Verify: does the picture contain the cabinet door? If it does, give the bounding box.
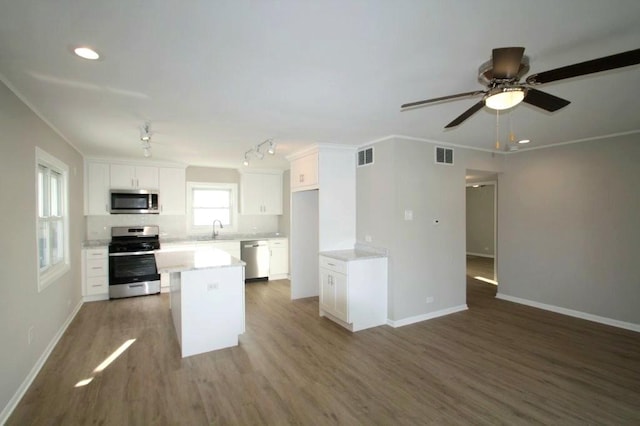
[261,173,283,214]
[333,272,349,323]
[135,166,159,189]
[159,167,185,214]
[319,268,335,314]
[240,173,264,214]
[86,161,110,215]
[110,164,135,188]
[290,151,318,191]
[269,239,288,276]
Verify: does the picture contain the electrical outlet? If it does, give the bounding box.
[207,282,219,291]
[404,209,413,221]
[426,296,434,304]
[365,235,372,243]
[28,326,34,345]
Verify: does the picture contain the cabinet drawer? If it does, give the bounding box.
[85,248,107,259]
[319,256,347,274]
[86,259,107,277]
[86,276,108,295]
[269,239,288,248]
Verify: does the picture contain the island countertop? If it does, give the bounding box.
[155,247,245,273]
[319,249,387,262]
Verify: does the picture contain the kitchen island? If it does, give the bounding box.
[155,247,245,358]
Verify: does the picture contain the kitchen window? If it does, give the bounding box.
[187,182,238,234]
[36,147,69,291]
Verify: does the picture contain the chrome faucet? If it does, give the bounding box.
[212,219,224,239]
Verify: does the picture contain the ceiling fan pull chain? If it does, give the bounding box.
[509,110,516,143]
[495,109,501,150]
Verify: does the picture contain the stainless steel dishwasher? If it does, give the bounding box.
[241,240,270,280]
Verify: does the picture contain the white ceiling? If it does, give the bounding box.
[1,0,639,170]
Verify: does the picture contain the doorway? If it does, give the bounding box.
[465,171,497,286]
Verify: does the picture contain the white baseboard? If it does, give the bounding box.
[83,293,108,302]
[388,304,468,328]
[496,293,640,333]
[0,299,84,424]
[466,252,495,258]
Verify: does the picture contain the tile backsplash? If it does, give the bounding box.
[86,214,280,240]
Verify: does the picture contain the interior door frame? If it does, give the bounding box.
[465,179,498,283]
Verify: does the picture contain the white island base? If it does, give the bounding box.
[155,248,245,358]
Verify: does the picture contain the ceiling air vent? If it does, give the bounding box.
[357,147,374,167]
[435,146,454,165]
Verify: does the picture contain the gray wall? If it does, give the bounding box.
[278,169,291,237]
[466,185,495,256]
[497,136,640,324]
[356,137,503,321]
[0,81,84,416]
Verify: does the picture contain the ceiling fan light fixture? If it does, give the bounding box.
[485,87,526,110]
[73,46,100,60]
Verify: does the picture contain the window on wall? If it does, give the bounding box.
[187,182,238,234]
[36,147,69,291]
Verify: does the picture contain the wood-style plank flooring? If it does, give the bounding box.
[8,276,640,425]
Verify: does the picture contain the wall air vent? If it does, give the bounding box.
[357,147,374,167]
[435,146,454,165]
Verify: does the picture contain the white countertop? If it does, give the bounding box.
[155,247,245,273]
[319,249,387,262]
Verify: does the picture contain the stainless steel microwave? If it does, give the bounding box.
[110,189,159,214]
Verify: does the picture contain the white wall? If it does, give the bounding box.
[0,81,85,419]
[497,136,640,325]
[466,185,495,256]
[356,137,503,322]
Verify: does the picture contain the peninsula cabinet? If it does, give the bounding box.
[240,171,283,215]
[319,251,388,332]
[110,164,158,189]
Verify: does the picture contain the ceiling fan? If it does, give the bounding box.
[401,47,640,129]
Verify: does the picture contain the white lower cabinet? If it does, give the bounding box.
[82,248,109,301]
[319,253,387,332]
[268,238,289,280]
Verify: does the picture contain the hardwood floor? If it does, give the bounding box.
[466,255,495,282]
[8,278,640,425]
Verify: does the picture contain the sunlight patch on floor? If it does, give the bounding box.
[474,276,498,285]
[74,338,136,388]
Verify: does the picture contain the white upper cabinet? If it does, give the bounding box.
[289,151,318,192]
[240,171,283,215]
[110,164,159,189]
[158,167,186,215]
[85,161,110,215]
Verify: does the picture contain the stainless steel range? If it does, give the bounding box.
[108,225,161,299]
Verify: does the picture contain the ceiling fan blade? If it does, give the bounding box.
[445,100,485,128]
[492,47,525,79]
[401,90,484,110]
[523,88,570,112]
[526,48,640,85]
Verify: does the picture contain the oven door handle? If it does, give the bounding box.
[109,251,155,257]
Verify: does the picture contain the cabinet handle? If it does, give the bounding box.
[299,174,305,183]
[91,284,102,287]
[91,266,102,270]
[327,262,335,267]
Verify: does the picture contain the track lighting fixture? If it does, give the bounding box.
[139,123,152,158]
[241,138,276,166]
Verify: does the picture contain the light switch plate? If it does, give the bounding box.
[404,209,413,221]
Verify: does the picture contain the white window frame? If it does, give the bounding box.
[186,182,238,235]
[36,147,70,291]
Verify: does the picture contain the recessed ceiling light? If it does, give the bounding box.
[73,47,100,60]
[518,139,531,144]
